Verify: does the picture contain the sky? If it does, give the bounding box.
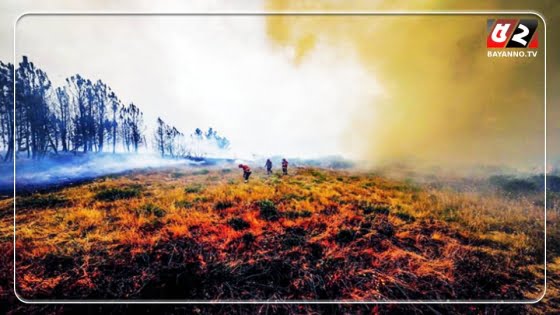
[1,0,559,170]
[14,13,381,160]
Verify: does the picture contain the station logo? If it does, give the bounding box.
[487,19,538,48]
[487,19,539,58]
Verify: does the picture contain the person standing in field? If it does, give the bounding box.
[282,158,289,175]
[238,164,252,183]
[265,159,273,175]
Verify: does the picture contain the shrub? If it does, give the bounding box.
[193,196,209,203]
[215,200,234,210]
[360,202,391,216]
[393,210,415,223]
[284,210,312,219]
[228,217,250,231]
[280,193,307,202]
[193,169,210,175]
[17,194,69,209]
[242,232,255,244]
[137,203,166,218]
[171,172,185,179]
[502,179,538,194]
[282,227,307,248]
[94,187,141,201]
[306,169,327,183]
[184,184,204,194]
[321,204,339,215]
[258,200,279,221]
[375,219,395,237]
[335,229,356,244]
[174,200,193,209]
[308,242,323,258]
[362,182,375,188]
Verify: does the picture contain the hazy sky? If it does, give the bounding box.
[1,0,558,169]
[14,13,382,160]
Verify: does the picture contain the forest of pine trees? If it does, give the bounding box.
[0,56,229,162]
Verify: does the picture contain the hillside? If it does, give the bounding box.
[1,165,546,306]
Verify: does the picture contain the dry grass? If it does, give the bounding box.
[0,165,547,303]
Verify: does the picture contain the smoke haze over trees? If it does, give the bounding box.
[0,56,230,162]
[154,117,231,159]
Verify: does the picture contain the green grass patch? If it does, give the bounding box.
[284,210,312,219]
[17,194,69,209]
[136,203,166,218]
[94,186,141,202]
[193,169,210,175]
[258,199,279,221]
[185,184,204,194]
[393,210,415,223]
[193,196,209,203]
[170,172,185,179]
[359,202,391,215]
[174,200,193,208]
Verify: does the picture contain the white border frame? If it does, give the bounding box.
[12,11,547,304]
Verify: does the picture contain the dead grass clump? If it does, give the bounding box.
[440,206,460,222]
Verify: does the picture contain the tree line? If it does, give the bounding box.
[154,120,230,159]
[0,56,229,162]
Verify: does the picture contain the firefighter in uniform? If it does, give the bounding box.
[238,164,252,182]
[265,159,273,175]
[281,158,289,175]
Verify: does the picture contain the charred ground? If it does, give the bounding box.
[0,165,550,310]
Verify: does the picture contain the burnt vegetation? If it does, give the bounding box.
[4,166,546,304]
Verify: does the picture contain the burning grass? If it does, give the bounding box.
[5,166,546,301]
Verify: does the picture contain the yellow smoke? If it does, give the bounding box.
[265,0,552,169]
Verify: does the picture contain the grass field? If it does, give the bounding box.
[0,164,554,312]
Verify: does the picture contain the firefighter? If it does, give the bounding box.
[238,164,252,183]
[265,159,273,175]
[281,158,289,175]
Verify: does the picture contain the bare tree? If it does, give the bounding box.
[154,117,166,157]
[15,56,54,159]
[120,103,144,153]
